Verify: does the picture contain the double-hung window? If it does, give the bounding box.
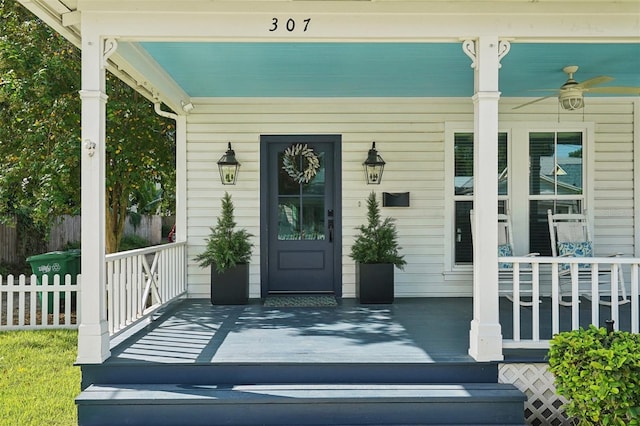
[452,132,508,265]
[528,131,584,255]
[448,125,588,270]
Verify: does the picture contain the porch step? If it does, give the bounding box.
[77,382,526,426]
[81,361,498,389]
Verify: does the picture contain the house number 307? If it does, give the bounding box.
[269,18,311,32]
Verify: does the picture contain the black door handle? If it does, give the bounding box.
[328,219,334,242]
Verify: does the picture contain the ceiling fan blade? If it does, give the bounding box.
[585,86,640,95]
[574,75,614,89]
[513,96,555,110]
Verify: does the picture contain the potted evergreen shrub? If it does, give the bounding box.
[195,192,253,305]
[350,191,405,303]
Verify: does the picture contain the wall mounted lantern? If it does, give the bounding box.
[217,142,240,185]
[363,142,385,184]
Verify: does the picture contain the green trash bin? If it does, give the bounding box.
[26,250,81,311]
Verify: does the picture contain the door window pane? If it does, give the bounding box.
[277,148,326,240]
[301,197,325,240]
[302,152,325,195]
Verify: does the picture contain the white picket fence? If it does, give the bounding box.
[1,242,186,335]
[0,274,79,330]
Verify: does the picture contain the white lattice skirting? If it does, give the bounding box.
[499,363,573,426]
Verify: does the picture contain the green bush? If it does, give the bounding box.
[0,261,31,276]
[548,325,640,425]
[118,234,150,251]
[63,241,81,250]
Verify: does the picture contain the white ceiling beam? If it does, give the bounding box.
[110,42,190,113]
[62,10,81,27]
[18,0,81,47]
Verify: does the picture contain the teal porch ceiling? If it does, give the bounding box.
[138,42,640,98]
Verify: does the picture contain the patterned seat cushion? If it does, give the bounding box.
[498,243,513,269]
[557,241,593,272]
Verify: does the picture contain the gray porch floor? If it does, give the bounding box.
[106,298,561,366]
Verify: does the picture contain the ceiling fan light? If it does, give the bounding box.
[560,96,584,111]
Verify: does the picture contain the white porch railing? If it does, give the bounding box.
[500,256,640,349]
[0,274,79,330]
[105,242,187,336]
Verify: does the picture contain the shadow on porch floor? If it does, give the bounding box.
[106,297,557,366]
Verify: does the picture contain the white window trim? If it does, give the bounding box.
[444,122,472,275]
[444,120,594,274]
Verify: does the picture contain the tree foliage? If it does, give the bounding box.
[0,0,176,255]
[0,0,80,256]
[104,77,175,253]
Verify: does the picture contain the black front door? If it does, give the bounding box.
[260,135,341,296]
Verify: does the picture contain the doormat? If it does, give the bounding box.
[263,295,338,308]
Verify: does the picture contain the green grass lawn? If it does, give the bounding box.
[0,330,79,426]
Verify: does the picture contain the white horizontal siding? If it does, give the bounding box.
[591,100,636,257]
[185,97,637,298]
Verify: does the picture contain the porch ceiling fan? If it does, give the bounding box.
[513,65,640,111]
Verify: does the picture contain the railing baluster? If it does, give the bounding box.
[632,264,638,333]
[125,256,132,324]
[611,264,619,329]
[591,263,599,326]
[551,262,559,335]
[532,263,540,342]
[107,260,115,334]
[512,263,520,342]
[571,264,579,329]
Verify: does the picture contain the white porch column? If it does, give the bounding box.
[466,36,509,362]
[175,115,187,244]
[77,34,110,363]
